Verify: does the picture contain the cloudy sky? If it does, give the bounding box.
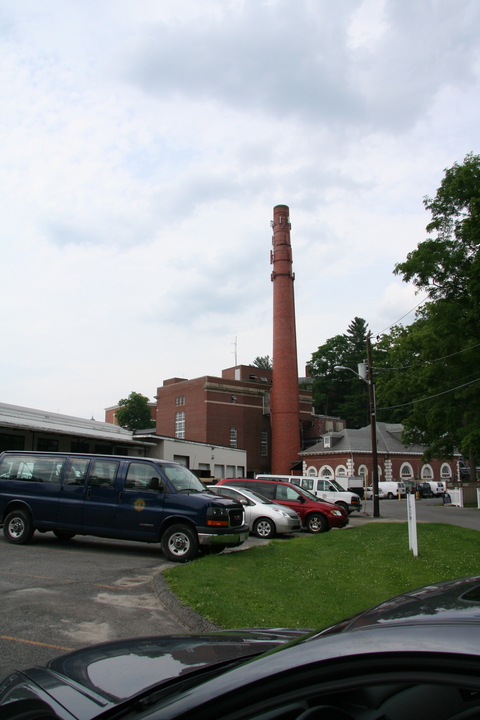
[1,0,479,421]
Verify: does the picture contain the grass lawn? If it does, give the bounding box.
[164,523,480,630]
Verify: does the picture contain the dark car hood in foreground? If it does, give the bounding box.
[3,576,480,720]
[0,629,309,720]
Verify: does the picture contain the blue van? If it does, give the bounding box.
[0,451,248,562]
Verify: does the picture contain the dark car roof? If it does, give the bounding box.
[317,575,480,634]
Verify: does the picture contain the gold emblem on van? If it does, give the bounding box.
[134,499,146,512]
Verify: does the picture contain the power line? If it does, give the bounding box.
[372,296,429,337]
[377,376,480,411]
[373,342,480,372]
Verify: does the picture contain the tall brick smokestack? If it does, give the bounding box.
[270,204,301,474]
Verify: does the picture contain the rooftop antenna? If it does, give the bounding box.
[232,336,238,365]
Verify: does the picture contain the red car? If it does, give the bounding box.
[215,478,348,533]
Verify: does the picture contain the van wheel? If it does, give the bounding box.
[253,517,276,539]
[305,513,328,533]
[162,524,199,562]
[387,492,394,499]
[4,510,35,544]
[53,531,76,541]
[335,501,348,514]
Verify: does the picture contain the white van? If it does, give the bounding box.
[425,480,446,497]
[378,481,406,499]
[254,475,362,514]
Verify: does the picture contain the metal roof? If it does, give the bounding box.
[0,402,143,445]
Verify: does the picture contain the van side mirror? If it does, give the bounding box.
[150,477,165,492]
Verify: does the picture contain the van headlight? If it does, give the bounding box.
[206,506,229,526]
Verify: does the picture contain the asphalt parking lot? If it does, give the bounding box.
[0,533,185,681]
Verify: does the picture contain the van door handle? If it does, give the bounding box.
[86,488,91,500]
[118,491,123,502]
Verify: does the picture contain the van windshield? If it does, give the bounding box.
[163,465,206,493]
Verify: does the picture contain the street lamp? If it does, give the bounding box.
[334,336,380,518]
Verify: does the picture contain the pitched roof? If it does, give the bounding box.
[300,422,431,456]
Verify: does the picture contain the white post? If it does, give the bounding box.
[407,492,418,557]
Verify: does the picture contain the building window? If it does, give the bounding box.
[324,436,331,448]
[173,455,189,467]
[0,433,25,452]
[358,465,367,482]
[230,427,237,448]
[71,441,89,453]
[335,466,347,477]
[421,464,433,479]
[95,444,112,454]
[320,465,334,479]
[400,463,414,479]
[441,463,452,478]
[37,438,59,452]
[175,395,186,406]
[261,430,268,456]
[175,411,185,439]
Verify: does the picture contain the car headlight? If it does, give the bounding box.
[331,509,343,516]
[273,509,290,517]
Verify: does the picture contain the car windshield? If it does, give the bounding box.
[296,486,320,502]
[162,465,206,493]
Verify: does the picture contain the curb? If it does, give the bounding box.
[152,569,221,633]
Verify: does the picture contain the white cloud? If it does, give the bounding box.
[0,0,479,419]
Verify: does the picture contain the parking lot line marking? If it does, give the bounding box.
[0,570,129,590]
[0,635,74,652]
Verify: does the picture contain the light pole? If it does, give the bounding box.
[334,335,380,518]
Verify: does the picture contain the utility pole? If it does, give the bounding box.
[366,334,380,518]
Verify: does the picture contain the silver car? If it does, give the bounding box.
[209,485,301,538]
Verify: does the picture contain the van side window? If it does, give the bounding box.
[125,462,160,491]
[64,459,90,485]
[0,455,65,483]
[89,460,119,488]
[301,478,314,491]
[255,482,274,499]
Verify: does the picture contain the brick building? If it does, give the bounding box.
[153,365,313,477]
[300,422,460,485]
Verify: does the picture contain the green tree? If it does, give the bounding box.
[309,318,370,427]
[115,392,153,431]
[251,355,272,370]
[376,153,480,474]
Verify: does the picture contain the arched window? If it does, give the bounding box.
[358,465,367,482]
[421,464,433,479]
[306,466,317,477]
[320,465,334,479]
[400,463,414,480]
[335,466,347,477]
[441,463,452,479]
